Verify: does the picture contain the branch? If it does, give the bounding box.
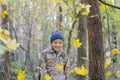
[66,13,80,54]
[62,0,76,16]
[98,0,120,10]
[10,23,27,52]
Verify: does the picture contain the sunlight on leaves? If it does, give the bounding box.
[115,71,120,78]
[10,7,14,11]
[99,3,108,9]
[0,28,19,50]
[0,29,10,41]
[90,14,98,18]
[6,39,20,50]
[104,58,111,69]
[45,74,52,80]
[72,39,82,48]
[54,0,61,4]
[105,71,112,78]
[17,70,25,80]
[81,11,89,16]
[75,65,89,76]
[20,2,25,8]
[0,0,9,5]
[112,48,120,55]
[1,10,9,18]
[56,64,64,70]
[81,4,91,16]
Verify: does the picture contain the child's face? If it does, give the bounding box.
[52,39,63,52]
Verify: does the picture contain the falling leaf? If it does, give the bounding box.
[72,39,82,48]
[17,70,25,80]
[112,48,120,55]
[6,39,19,50]
[1,10,9,18]
[115,71,120,78]
[105,71,112,78]
[45,74,52,80]
[104,58,111,69]
[56,64,64,70]
[75,65,89,76]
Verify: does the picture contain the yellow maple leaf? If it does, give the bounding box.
[105,71,112,78]
[76,7,82,14]
[81,4,86,8]
[0,28,19,50]
[54,0,61,4]
[1,10,9,18]
[115,71,120,78]
[104,58,111,69]
[17,70,25,80]
[56,64,64,70]
[81,4,91,16]
[72,39,82,48]
[86,4,91,12]
[111,48,120,55]
[45,74,52,80]
[76,4,90,14]
[81,11,89,16]
[75,65,89,76]
[6,39,19,50]
[99,3,108,9]
[0,29,11,44]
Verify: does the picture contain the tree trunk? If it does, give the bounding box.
[77,13,87,80]
[58,4,63,31]
[1,5,11,80]
[86,0,105,80]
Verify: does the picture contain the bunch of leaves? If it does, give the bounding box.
[69,65,89,76]
[0,28,19,55]
[72,38,82,48]
[45,74,52,80]
[17,70,25,80]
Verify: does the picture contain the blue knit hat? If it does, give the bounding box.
[50,30,64,44]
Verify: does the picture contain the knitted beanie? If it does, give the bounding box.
[50,30,64,44]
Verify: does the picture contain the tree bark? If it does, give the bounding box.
[86,0,105,80]
[1,5,11,80]
[77,13,87,80]
[58,4,63,31]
